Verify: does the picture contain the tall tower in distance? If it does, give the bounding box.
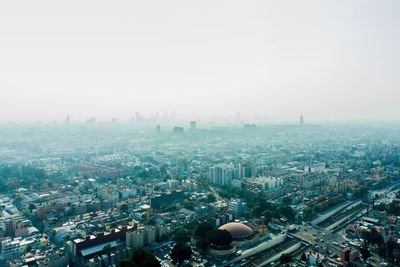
[190,121,196,130]
[299,115,304,126]
[156,125,161,134]
[65,114,70,124]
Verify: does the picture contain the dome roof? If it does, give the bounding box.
[218,222,254,240]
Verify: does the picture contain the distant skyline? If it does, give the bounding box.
[1,1,400,123]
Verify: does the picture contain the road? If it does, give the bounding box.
[222,234,287,267]
[311,201,357,226]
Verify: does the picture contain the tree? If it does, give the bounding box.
[170,242,192,265]
[0,178,8,193]
[117,259,137,267]
[280,253,292,263]
[132,248,160,267]
[183,200,194,210]
[28,203,37,212]
[206,193,216,203]
[353,186,369,199]
[360,243,371,259]
[362,228,384,246]
[23,208,30,216]
[279,205,295,221]
[303,206,313,221]
[194,222,213,238]
[208,229,232,248]
[120,203,129,213]
[172,228,190,243]
[384,237,400,262]
[252,205,262,217]
[243,210,253,219]
[387,202,400,216]
[262,210,272,224]
[194,222,213,250]
[282,196,293,206]
[300,252,307,262]
[102,244,113,255]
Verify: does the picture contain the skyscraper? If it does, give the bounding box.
[300,115,304,126]
[190,121,196,130]
[173,127,184,135]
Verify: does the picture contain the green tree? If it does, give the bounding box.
[262,210,272,224]
[300,252,307,262]
[120,203,129,213]
[353,186,369,199]
[183,200,194,210]
[206,193,216,203]
[28,203,37,212]
[243,210,253,219]
[360,243,371,259]
[279,205,295,221]
[170,242,192,265]
[172,228,190,243]
[23,208,30,216]
[194,222,213,238]
[282,196,293,206]
[280,253,292,263]
[194,222,213,250]
[252,205,262,217]
[102,244,113,255]
[208,229,232,248]
[117,259,137,267]
[132,248,160,267]
[303,206,313,221]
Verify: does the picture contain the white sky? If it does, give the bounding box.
[0,0,399,122]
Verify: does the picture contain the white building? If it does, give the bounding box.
[209,164,235,187]
[1,237,35,259]
[228,199,247,216]
[252,176,283,190]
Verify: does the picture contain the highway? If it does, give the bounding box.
[221,234,287,267]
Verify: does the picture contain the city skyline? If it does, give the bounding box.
[1,1,400,123]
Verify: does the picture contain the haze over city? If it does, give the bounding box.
[1,0,400,123]
[2,1,400,267]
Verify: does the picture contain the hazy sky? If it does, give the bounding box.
[0,1,399,122]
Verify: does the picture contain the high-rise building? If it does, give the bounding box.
[190,121,196,130]
[173,127,184,135]
[209,164,234,186]
[3,219,15,238]
[135,112,144,124]
[228,199,247,217]
[86,117,96,124]
[237,163,243,179]
[300,115,304,126]
[156,125,161,134]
